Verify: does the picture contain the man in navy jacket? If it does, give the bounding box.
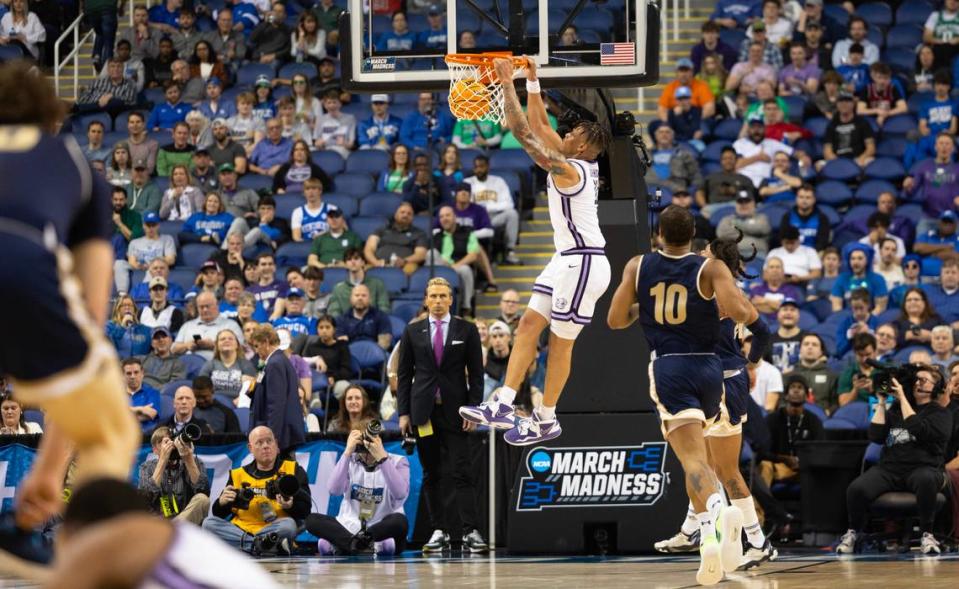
[248,324,304,454]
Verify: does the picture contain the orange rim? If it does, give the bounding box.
[444,52,529,68]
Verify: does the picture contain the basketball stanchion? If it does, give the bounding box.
[489,426,497,549]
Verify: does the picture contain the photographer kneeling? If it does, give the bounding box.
[202,426,311,556]
[306,421,410,556]
[138,426,211,525]
[837,364,952,555]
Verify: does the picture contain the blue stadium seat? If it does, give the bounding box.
[278,62,317,81]
[104,131,127,147]
[158,394,175,422]
[346,150,390,175]
[883,47,917,76]
[235,407,250,431]
[180,353,207,379]
[894,345,932,362]
[458,148,485,174]
[408,266,460,296]
[881,114,917,138]
[359,193,402,217]
[368,267,408,296]
[895,1,935,27]
[23,409,43,428]
[349,340,386,382]
[335,172,375,198]
[0,44,25,62]
[388,315,406,342]
[863,157,906,181]
[856,3,892,27]
[811,179,853,206]
[701,140,731,162]
[804,403,827,422]
[781,96,806,123]
[411,215,431,236]
[819,158,861,182]
[797,311,819,331]
[804,116,829,138]
[238,174,273,191]
[489,149,534,179]
[349,216,385,240]
[876,308,899,325]
[824,417,857,430]
[866,25,883,48]
[854,179,898,203]
[321,268,347,292]
[324,193,359,218]
[579,7,615,32]
[876,137,908,159]
[711,118,743,141]
[907,90,935,114]
[884,24,923,49]
[761,203,792,230]
[276,242,312,267]
[835,204,878,231]
[719,28,745,49]
[312,149,346,176]
[864,442,883,465]
[831,401,870,430]
[181,243,217,269]
[114,110,139,132]
[236,63,276,88]
[273,193,302,220]
[167,268,196,292]
[77,111,113,132]
[456,11,481,34]
[391,300,423,323]
[824,4,850,26]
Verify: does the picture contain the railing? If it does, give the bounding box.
[53,12,96,100]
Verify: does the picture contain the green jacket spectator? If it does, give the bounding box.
[325,248,390,316]
[307,210,362,267]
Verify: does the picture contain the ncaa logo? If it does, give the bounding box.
[529,451,551,473]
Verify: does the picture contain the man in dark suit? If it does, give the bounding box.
[248,324,305,454]
[397,277,489,554]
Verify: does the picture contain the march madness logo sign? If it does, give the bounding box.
[516,443,668,511]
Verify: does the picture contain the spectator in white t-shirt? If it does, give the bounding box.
[313,89,356,159]
[733,119,793,188]
[857,212,906,263]
[743,334,784,411]
[766,223,822,287]
[115,212,178,294]
[465,155,521,265]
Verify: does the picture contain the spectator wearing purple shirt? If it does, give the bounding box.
[749,256,804,319]
[248,119,293,177]
[902,133,959,221]
[690,21,738,73]
[778,42,821,97]
[449,182,493,241]
[247,252,289,322]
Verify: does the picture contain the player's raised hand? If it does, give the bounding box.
[524,56,537,81]
[492,58,514,84]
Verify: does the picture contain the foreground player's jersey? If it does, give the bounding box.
[716,318,747,371]
[0,127,112,246]
[636,251,720,355]
[545,158,605,252]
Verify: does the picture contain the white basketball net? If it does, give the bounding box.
[445,59,526,125]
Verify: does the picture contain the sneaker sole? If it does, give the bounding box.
[504,426,563,447]
[738,547,777,571]
[697,541,723,586]
[421,545,450,553]
[459,407,516,428]
[654,544,699,554]
[719,506,744,574]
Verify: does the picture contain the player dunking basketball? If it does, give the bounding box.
[608,206,767,585]
[459,58,612,445]
[0,62,139,564]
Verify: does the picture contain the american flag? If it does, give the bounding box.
[600,42,635,66]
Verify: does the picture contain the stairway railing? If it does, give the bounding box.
[53,12,95,100]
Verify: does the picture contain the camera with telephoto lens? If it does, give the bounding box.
[233,484,256,510]
[401,435,416,455]
[355,419,383,456]
[265,474,301,501]
[168,422,202,462]
[866,359,921,404]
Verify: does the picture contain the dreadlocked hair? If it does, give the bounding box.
[574,121,611,158]
[709,228,757,280]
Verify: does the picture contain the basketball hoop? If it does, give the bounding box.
[444,53,528,124]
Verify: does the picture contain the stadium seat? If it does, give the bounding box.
[883,47,917,76]
[311,150,346,175]
[273,193,302,220]
[835,204,878,232]
[458,148,485,173]
[797,311,819,331]
[804,403,827,422]
[324,193,359,218]
[884,25,923,50]
[278,62,317,81]
[334,172,375,197]
[804,116,830,138]
[893,345,932,363]
[391,300,423,323]
[881,114,917,138]
[819,158,861,182]
[718,28,745,49]
[321,268,347,292]
[23,409,43,428]
[411,215,432,236]
[854,179,898,203]
[855,3,892,27]
[114,110,137,132]
[408,266,460,297]
[346,149,389,175]
[781,96,806,124]
[0,44,25,62]
[863,442,883,465]
[359,193,402,217]
[579,7,615,32]
[895,1,935,26]
[863,157,906,182]
[167,268,196,292]
[876,137,908,159]
[368,267,408,296]
[159,394,175,422]
[349,340,386,390]
[831,401,870,430]
[711,118,743,141]
[180,243,217,269]
[876,308,899,325]
[388,315,406,342]
[275,242,312,267]
[824,417,857,430]
[236,63,276,87]
[811,179,853,206]
[349,216,385,240]
[760,203,791,230]
[701,140,731,162]
[180,354,207,379]
[802,298,833,323]
[238,174,273,192]
[77,111,113,132]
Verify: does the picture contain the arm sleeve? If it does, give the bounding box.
[137,460,160,494]
[192,456,210,494]
[379,456,410,502]
[327,454,351,496]
[903,408,952,445]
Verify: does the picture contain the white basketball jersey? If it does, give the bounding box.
[545,158,605,252]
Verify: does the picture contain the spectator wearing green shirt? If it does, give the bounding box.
[307,208,363,268]
[156,121,196,177]
[428,205,481,314]
[836,332,878,407]
[451,119,503,149]
[126,159,163,214]
[325,248,391,317]
[112,186,144,251]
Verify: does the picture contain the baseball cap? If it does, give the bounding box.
[200,260,221,273]
[752,20,766,31]
[133,158,148,170]
[143,212,161,224]
[780,224,800,241]
[207,76,222,87]
[736,191,754,202]
[218,162,236,173]
[676,58,693,70]
[148,276,167,289]
[255,74,272,88]
[194,148,210,157]
[212,117,228,127]
[371,93,390,103]
[939,210,957,222]
[428,4,442,15]
[488,320,511,336]
[780,297,800,309]
[902,253,922,268]
[326,207,343,218]
[784,373,810,390]
[837,91,855,101]
[674,85,692,99]
[748,117,765,126]
[287,287,305,298]
[454,182,472,193]
[277,329,292,351]
[152,326,171,338]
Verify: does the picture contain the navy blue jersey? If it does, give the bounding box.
[636,252,720,355]
[0,128,113,247]
[716,318,747,371]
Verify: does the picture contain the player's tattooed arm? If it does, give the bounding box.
[500,79,570,176]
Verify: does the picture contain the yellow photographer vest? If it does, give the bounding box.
[228,460,297,534]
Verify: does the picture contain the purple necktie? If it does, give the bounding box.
[433,320,444,402]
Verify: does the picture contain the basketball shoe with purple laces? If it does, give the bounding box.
[458,396,516,429]
[504,411,562,446]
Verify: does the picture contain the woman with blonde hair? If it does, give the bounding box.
[106,294,152,357]
[160,164,204,220]
[185,110,213,150]
[198,329,257,405]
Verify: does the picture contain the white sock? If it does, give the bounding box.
[697,512,716,542]
[706,493,724,519]
[496,386,516,406]
[536,405,556,420]
[732,497,765,548]
[681,503,699,535]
